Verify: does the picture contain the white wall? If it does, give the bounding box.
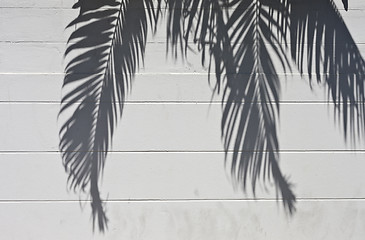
[1,0,365,239]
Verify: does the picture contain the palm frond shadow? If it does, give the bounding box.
[167,0,365,213]
[60,0,365,232]
[289,0,365,140]
[172,0,296,212]
[59,0,159,232]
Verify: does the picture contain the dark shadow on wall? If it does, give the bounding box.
[59,0,160,232]
[59,0,365,232]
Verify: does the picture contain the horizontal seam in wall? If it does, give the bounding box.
[0,198,365,203]
[1,150,365,154]
[2,41,365,45]
[0,72,363,75]
[0,7,364,10]
[0,101,362,104]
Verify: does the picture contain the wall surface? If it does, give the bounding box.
[1,0,365,239]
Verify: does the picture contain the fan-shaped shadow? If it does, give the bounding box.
[60,0,365,232]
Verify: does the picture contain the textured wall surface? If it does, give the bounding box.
[1,0,365,239]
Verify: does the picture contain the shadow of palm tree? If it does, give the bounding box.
[289,0,365,139]
[60,0,365,232]
[59,0,160,231]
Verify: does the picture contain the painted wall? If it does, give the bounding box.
[1,0,365,239]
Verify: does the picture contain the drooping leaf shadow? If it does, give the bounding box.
[289,0,365,141]
[59,0,160,232]
[166,0,364,214]
[169,0,296,212]
[60,0,365,232]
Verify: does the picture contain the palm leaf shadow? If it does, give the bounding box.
[167,0,365,214]
[289,0,365,140]
[173,0,296,212]
[60,0,365,232]
[59,0,159,232]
